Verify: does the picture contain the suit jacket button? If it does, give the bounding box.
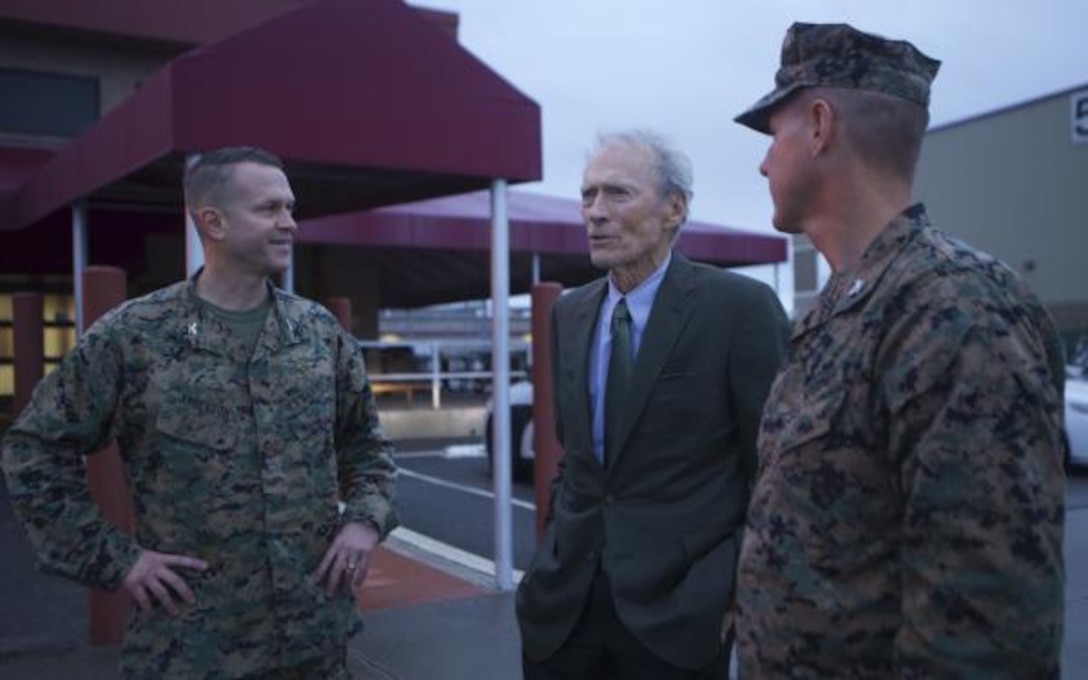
[586,550,597,563]
[604,495,615,505]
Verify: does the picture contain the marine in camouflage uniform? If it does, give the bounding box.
[732,24,1066,677]
[2,148,398,678]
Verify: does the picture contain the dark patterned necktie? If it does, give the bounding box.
[604,298,633,465]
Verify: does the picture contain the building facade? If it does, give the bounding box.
[915,84,1088,343]
[793,84,1088,361]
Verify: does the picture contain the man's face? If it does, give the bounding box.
[214,161,297,277]
[760,100,815,234]
[580,143,682,288]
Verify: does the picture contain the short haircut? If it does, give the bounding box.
[183,146,284,212]
[592,129,694,225]
[814,88,929,181]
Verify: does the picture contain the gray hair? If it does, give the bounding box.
[592,129,694,224]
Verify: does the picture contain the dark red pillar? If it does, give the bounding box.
[531,282,562,539]
[12,293,44,416]
[325,296,352,332]
[83,266,135,647]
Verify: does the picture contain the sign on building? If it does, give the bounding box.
[1074,90,1088,144]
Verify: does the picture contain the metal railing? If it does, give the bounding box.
[359,339,530,410]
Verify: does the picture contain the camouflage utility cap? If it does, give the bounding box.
[735,22,940,133]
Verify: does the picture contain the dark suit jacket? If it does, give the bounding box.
[516,253,789,670]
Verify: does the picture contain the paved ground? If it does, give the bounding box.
[2,470,1086,678]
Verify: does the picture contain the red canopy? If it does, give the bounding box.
[0,189,785,308]
[299,190,787,307]
[5,0,541,231]
[0,0,303,46]
[0,0,778,309]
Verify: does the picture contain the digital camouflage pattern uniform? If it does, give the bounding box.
[736,205,1067,678]
[2,276,399,678]
[734,22,941,135]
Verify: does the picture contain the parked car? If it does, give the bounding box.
[484,380,535,481]
[1067,376,1088,469]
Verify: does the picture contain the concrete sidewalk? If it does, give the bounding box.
[0,474,520,679]
[2,487,1086,678]
[0,544,517,680]
[1062,507,1088,673]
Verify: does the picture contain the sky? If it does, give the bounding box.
[415,0,1088,307]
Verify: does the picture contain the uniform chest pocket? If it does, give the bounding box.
[760,382,846,458]
[153,396,244,491]
[276,379,336,443]
[155,395,238,452]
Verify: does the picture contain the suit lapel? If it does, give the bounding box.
[609,254,697,466]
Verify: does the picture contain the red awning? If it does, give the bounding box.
[6,0,541,231]
[0,188,785,308]
[299,190,787,307]
[0,0,303,47]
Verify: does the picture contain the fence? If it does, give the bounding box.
[360,339,530,410]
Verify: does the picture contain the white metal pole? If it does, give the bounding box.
[531,252,541,285]
[72,202,88,337]
[185,154,204,277]
[282,255,294,294]
[490,178,514,591]
[431,342,441,410]
[185,211,203,277]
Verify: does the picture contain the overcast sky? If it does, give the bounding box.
[415,1,1088,305]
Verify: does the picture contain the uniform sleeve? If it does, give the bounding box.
[1,322,142,590]
[333,328,399,538]
[882,299,1065,677]
[728,282,790,482]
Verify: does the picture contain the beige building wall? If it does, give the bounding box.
[0,28,177,129]
[915,87,1088,335]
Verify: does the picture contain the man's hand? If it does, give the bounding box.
[313,521,380,596]
[122,549,209,616]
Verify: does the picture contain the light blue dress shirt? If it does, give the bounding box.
[589,251,671,462]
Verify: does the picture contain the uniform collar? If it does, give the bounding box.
[793,203,930,340]
[180,269,305,355]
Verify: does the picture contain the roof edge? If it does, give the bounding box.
[930,80,1088,134]
[11,69,177,229]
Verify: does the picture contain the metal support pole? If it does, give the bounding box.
[72,202,88,338]
[185,154,203,277]
[490,178,513,591]
[531,252,541,286]
[430,342,441,410]
[185,210,203,277]
[282,255,295,294]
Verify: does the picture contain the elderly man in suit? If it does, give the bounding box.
[516,130,790,679]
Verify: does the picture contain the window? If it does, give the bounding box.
[0,69,99,137]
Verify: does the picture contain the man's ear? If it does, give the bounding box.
[665,193,686,231]
[807,98,835,157]
[193,206,226,241]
